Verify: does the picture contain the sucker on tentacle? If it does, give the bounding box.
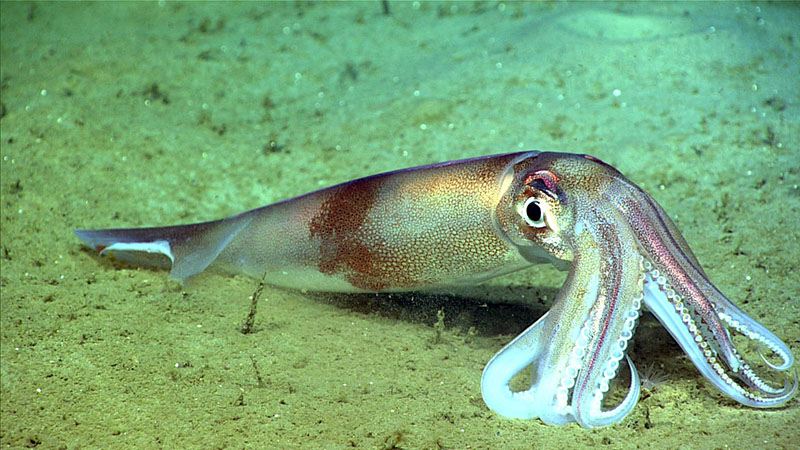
[643,268,797,407]
[74,151,797,428]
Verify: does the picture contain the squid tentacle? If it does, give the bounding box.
[569,211,644,428]
[643,271,797,406]
[716,307,794,372]
[606,180,797,402]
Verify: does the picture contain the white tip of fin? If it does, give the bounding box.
[100,240,173,258]
[100,240,174,268]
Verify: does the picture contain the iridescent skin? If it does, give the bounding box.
[75,151,797,428]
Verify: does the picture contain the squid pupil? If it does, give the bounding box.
[526,201,542,222]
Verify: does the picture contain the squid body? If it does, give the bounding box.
[75,151,797,428]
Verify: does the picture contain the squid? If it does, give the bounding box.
[75,151,797,428]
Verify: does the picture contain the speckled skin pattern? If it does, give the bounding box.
[305,153,528,290]
[75,151,796,428]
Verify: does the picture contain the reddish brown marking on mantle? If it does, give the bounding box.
[308,176,395,291]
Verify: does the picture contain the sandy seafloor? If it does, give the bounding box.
[1,2,799,449]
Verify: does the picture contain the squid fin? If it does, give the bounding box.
[74,213,253,283]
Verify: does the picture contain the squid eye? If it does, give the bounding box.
[522,197,546,228]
